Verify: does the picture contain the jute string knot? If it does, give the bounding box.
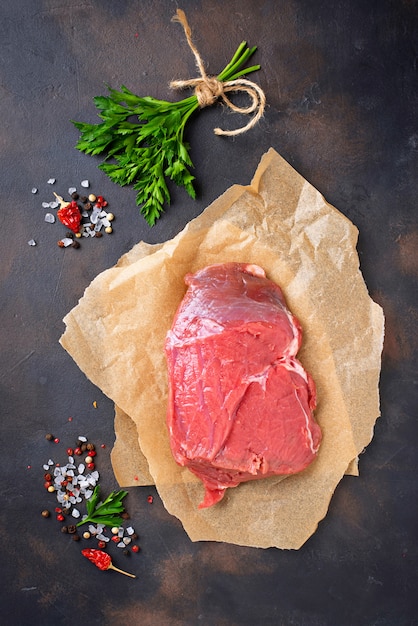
[170,9,266,137]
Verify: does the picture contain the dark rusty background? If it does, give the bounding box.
[1,1,417,624]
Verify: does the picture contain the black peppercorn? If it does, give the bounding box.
[72,534,80,542]
[67,525,77,534]
[71,192,79,200]
[45,433,54,441]
[71,241,80,249]
[61,526,69,534]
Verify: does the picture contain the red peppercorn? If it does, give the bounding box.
[74,447,82,456]
[89,450,97,457]
[147,495,153,504]
[131,545,140,553]
[55,507,62,513]
[98,541,106,549]
[67,448,74,456]
[111,536,119,543]
[56,514,65,522]
[44,481,52,489]
[61,480,68,487]
[87,462,95,470]
[54,438,60,444]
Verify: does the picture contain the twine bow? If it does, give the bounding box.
[170,9,266,137]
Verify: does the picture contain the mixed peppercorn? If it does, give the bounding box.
[41,431,146,576]
[30,180,115,249]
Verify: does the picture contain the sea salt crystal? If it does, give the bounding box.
[42,202,50,209]
[31,187,38,194]
[88,525,97,535]
[67,456,74,464]
[66,469,74,477]
[48,459,54,465]
[90,207,101,224]
[126,527,135,536]
[78,436,87,442]
[78,480,89,489]
[28,239,37,246]
[43,464,50,471]
[69,496,77,505]
[123,537,131,545]
[118,528,124,537]
[71,508,81,518]
[84,489,93,500]
[94,220,103,232]
[49,201,59,209]
[97,534,109,542]
[47,178,56,184]
[45,213,55,223]
[81,180,89,188]
[91,471,99,481]
[117,542,125,549]
[78,464,85,474]
[68,187,77,195]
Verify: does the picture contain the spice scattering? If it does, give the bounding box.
[30,179,116,249]
[41,433,141,558]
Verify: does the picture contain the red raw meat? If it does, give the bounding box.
[164,263,321,509]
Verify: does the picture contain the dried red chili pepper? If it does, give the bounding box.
[81,549,136,578]
[57,200,81,234]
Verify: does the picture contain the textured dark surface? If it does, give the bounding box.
[1,1,417,624]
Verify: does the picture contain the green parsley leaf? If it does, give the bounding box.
[76,486,128,528]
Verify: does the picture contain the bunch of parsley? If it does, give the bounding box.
[72,42,260,226]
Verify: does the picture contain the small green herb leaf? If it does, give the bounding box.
[76,487,128,528]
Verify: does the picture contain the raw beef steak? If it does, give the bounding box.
[164,263,321,508]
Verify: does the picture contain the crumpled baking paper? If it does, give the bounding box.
[60,148,384,549]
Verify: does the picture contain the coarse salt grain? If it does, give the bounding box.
[31,187,38,194]
[126,527,135,535]
[42,202,50,208]
[47,178,56,184]
[28,239,37,246]
[81,180,89,188]
[78,436,87,442]
[71,508,81,518]
[68,187,77,195]
[78,464,85,474]
[117,542,125,549]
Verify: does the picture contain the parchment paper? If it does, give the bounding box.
[60,148,384,549]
